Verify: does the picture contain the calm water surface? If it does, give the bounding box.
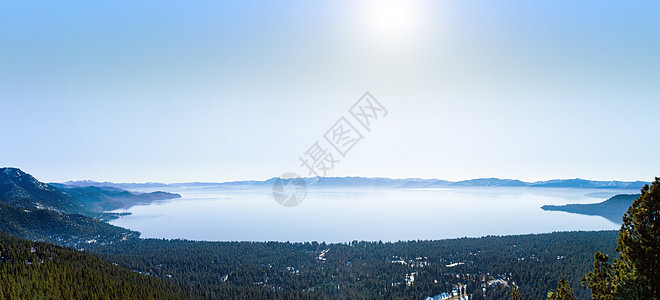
[109,186,634,242]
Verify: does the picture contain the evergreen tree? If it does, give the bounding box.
[583,177,660,299]
[618,177,660,299]
[580,252,617,300]
[548,277,576,300]
[510,286,524,300]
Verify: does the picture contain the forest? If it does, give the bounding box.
[0,228,620,299]
[0,231,185,299]
[84,230,619,299]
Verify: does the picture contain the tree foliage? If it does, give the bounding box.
[548,276,577,300]
[510,286,524,300]
[583,177,660,299]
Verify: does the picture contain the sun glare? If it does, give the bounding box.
[358,0,424,44]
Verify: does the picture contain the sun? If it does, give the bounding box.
[357,0,424,45]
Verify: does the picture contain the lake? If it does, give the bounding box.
[109,186,635,242]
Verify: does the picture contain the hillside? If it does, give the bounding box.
[0,201,137,247]
[0,168,85,215]
[0,230,184,299]
[0,168,139,247]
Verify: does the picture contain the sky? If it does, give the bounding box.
[1,0,659,183]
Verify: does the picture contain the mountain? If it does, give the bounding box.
[0,168,138,246]
[311,177,412,187]
[400,179,446,188]
[451,178,529,187]
[531,179,648,189]
[0,168,85,214]
[58,176,649,190]
[61,180,170,189]
[50,184,181,212]
[541,194,639,224]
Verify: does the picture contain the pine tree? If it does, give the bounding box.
[580,252,616,300]
[618,177,660,299]
[510,286,524,300]
[548,277,576,300]
[583,177,660,299]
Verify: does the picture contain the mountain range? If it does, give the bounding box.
[59,176,650,190]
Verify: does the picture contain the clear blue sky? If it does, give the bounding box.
[1,1,659,183]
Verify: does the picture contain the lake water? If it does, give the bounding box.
[109,186,635,243]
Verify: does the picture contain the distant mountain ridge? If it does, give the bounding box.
[449,178,528,187]
[530,179,647,189]
[59,176,650,190]
[50,184,181,212]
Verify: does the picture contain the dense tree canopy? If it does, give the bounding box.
[87,231,617,299]
[0,231,184,299]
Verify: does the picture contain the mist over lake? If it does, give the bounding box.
[110,186,634,242]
